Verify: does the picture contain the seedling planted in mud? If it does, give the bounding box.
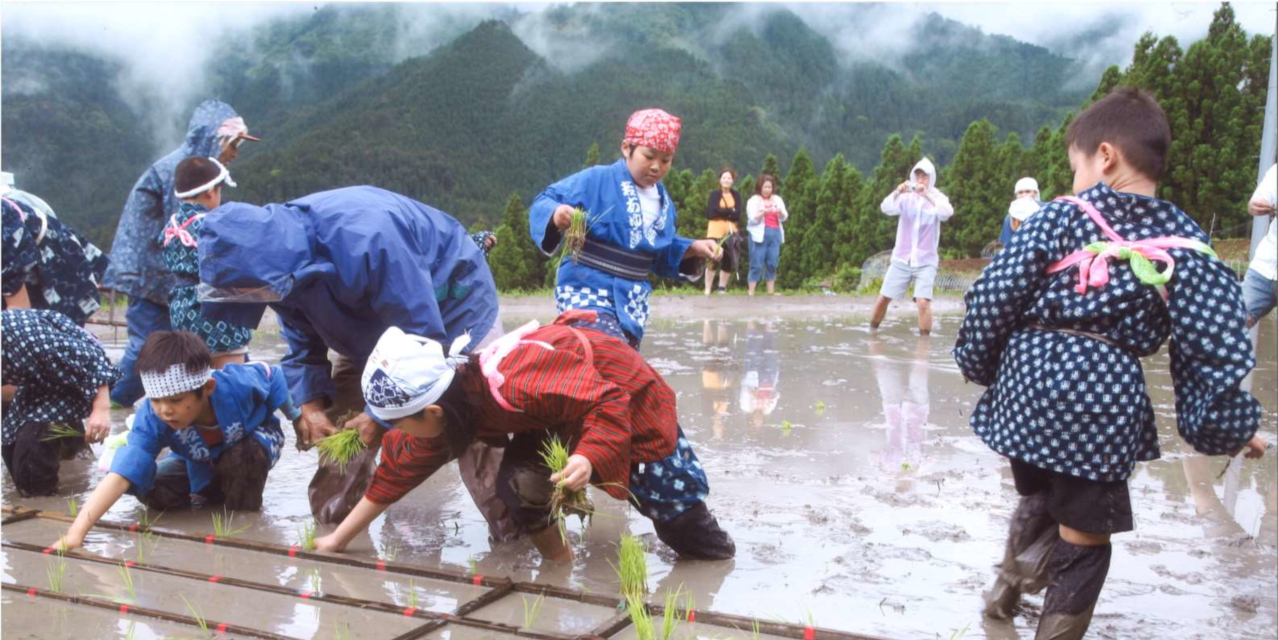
[181,594,212,637]
[467,555,478,576]
[118,563,137,602]
[308,568,323,596]
[317,428,366,474]
[539,434,594,544]
[67,496,79,517]
[46,548,67,593]
[611,534,647,601]
[659,588,687,640]
[626,588,688,640]
[814,401,827,414]
[781,420,793,437]
[297,520,318,551]
[521,593,545,630]
[210,508,248,538]
[335,622,352,640]
[405,580,420,609]
[41,423,83,442]
[137,509,164,531]
[134,530,158,564]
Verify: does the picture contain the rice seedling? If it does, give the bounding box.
[124,621,137,640]
[67,496,79,517]
[538,434,594,544]
[611,534,647,601]
[467,555,478,576]
[521,593,545,630]
[137,509,164,531]
[405,580,419,609]
[626,593,655,640]
[814,400,827,413]
[181,594,211,637]
[317,428,366,474]
[658,588,686,640]
[118,563,137,602]
[308,568,323,596]
[946,624,971,640]
[751,619,762,640]
[41,423,83,442]
[562,207,590,262]
[781,420,793,437]
[297,520,318,551]
[46,548,67,593]
[210,507,248,538]
[133,530,158,564]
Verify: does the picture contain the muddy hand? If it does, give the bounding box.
[347,413,385,447]
[550,454,593,492]
[296,403,337,450]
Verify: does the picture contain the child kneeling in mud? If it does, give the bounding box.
[54,331,294,550]
[314,310,736,561]
[953,87,1267,639]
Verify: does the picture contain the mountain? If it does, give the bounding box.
[1,3,1096,245]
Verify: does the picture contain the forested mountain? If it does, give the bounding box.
[2,3,1092,246]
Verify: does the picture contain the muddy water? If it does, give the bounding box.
[4,308,1275,640]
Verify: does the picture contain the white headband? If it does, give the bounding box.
[363,328,472,421]
[141,364,212,399]
[175,157,237,199]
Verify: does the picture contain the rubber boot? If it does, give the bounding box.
[1034,539,1111,640]
[984,493,1058,619]
[218,439,271,512]
[1,422,64,497]
[652,502,736,560]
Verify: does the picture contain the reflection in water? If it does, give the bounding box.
[869,336,930,474]
[701,321,739,440]
[739,321,780,428]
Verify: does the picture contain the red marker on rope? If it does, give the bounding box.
[119,604,130,615]
[403,607,418,617]
[41,547,54,555]
[804,626,816,640]
[205,534,216,545]
[128,523,139,532]
[471,574,484,586]
[216,622,229,634]
[376,560,386,571]
[209,575,222,583]
[299,590,313,599]
[26,588,36,596]
[687,610,696,623]
[124,560,137,568]
[288,545,299,558]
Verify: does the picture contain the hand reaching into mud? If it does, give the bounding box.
[550,454,593,492]
[313,533,346,553]
[1233,434,1269,460]
[49,533,81,553]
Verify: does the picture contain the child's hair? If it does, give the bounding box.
[174,156,223,196]
[755,173,778,196]
[1065,87,1171,181]
[136,331,213,378]
[426,357,482,458]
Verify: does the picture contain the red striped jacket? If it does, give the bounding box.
[365,315,680,504]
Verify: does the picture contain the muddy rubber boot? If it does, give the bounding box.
[2,422,63,497]
[218,439,271,512]
[652,502,736,560]
[984,494,1057,619]
[1034,539,1111,640]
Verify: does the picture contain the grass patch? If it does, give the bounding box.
[317,425,367,474]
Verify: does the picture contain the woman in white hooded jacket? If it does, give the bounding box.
[745,174,788,296]
[870,158,953,334]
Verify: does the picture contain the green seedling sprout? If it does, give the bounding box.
[538,434,595,544]
[308,568,323,596]
[181,594,211,637]
[41,423,83,442]
[298,520,318,551]
[210,507,248,538]
[814,401,827,413]
[562,207,591,262]
[317,428,367,474]
[67,496,79,517]
[521,593,545,630]
[467,556,478,576]
[46,548,67,593]
[118,563,137,602]
[124,621,137,640]
[406,579,419,609]
[133,530,159,564]
[752,619,762,640]
[137,509,164,531]
[947,624,971,640]
[626,593,655,640]
[781,420,793,437]
[659,587,686,640]
[611,534,648,602]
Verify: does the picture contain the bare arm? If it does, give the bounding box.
[52,473,131,550]
[313,497,391,553]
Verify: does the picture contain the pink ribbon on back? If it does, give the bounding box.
[476,320,555,412]
[162,213,204,248]
[1045,196,1207,295]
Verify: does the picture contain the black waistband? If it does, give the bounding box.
[576,238,655,281]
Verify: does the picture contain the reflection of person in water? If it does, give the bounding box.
[739,321,779,427]
[870,336,930,472]
[700,320,738,439]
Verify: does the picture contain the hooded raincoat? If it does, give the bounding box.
[880,158,954,268]
[197,186,500,409]
[104,100,240,304]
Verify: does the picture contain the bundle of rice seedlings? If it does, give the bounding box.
[625,593,655,640]
[562,207,590,261]
[538,434,594,544]
[317,428,366,475]
[210,507,248,538]
[658,588,686,640]
[611,534,648,602]
[41,424,82,442]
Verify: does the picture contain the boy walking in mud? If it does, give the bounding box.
[953,88,1267,639]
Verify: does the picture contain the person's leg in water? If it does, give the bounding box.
[1035,528,1111,640]
[763,227,781,295]
[985,459,1059,619]
[495,432,570,561]
[634,428,735,560]
[873,262,914,329]
[916,299,933,335]
[111,298,172,407]
[704,259,717,296]
[747,239,765,296]
[2,422,70,497]
[913,264,937,335]
[216,438,271,511]
[139,457,224,511]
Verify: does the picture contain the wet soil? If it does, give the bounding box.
[5,299,1275,639]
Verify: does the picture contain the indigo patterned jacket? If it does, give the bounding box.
[953,182,1260,482]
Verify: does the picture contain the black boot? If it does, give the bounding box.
[1035,539,1111,640]
[218,439,270,512]
[984,494,1058,619]
[1,422,65,497]
[652,502,735,560]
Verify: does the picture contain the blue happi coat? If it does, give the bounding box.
[110,363,289,495]
[530,159,696,344]
[197,186,500,408]
[104,100,239,304]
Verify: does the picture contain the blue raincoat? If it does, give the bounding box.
[104,100,240,304]
[530,159,696,343]
[110,363,290,496]
[197,186,500,408]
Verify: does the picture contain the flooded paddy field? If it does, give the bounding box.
[4,302,1275,639]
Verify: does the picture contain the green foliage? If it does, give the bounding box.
[487,193,546,292]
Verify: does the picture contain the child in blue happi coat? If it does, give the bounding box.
[954,88,1268,639]
[530,109,720,348]
[54,331,297,551]
[162,156,254,368]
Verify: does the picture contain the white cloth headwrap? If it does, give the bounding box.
[362,327,472,420]
[1014,177,1040,195]
[1008,197,1041,222]
[141,364,212,399]
[175,157,237,199]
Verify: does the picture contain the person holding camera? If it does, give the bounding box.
[870,158,953,335]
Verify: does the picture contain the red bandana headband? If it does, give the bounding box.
[624,109,682,154]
